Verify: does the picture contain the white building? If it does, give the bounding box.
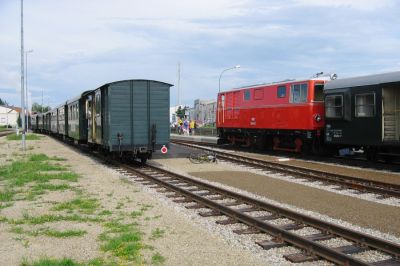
[190,99,217,126]
[0,105,21,127]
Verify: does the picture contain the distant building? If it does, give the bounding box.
[0,105,21,127]
[190,99,217,126]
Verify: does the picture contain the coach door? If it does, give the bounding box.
[94,90,102,144]
[382,86,400,141]
[86,96,94,143]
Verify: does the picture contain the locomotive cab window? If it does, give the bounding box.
[277,86,286,98]
[325,95,343,118]
[355,93,375,117]
[244,89,251,101]
[313,84,324,101]
[290,83,308,103]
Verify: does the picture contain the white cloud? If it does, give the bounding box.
[294,0,395,11]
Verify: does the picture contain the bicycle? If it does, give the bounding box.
[188,151,217,164]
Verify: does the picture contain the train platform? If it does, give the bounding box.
[170,133,218,144]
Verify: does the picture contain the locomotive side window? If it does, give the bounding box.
[314,84,324,101]
[244,89,251,101]
[325,95,343,118]
[290,83,308,103]
[355,93,375,117]
[254,88,264,100]
[277,86,286,98]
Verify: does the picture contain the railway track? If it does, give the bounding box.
[113,162,400,265]
[40,134,400,264]
[0,130,14,137]
[172,140,400,200]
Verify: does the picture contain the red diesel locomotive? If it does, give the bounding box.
[217,78,328,154]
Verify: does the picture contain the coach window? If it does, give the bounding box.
[355,93,375,117]
[290,83,308,103]
[244,89,251,101]
[325,95,343,118]
[277,86,286,98]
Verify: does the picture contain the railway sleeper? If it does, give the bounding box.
[256,235,286,250]
[198,210,224,217]
[233,227,260,235]
[216,218,239,225]
[173,198,193,203]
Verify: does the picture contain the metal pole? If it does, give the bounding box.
[177,62,181,106]
[25,50,33,133]
[20,0,25,150]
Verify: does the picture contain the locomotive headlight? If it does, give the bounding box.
[314,114,322,122]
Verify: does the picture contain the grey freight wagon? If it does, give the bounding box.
[85,79,172,163]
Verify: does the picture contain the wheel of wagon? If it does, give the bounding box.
[312,138,323,156]
[140,155,148,165]
[365,147,377,161]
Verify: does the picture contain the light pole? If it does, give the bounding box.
[25,49,33,133]
[20,0,25,150]
[218,65,240,93]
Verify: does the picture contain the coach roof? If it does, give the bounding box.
[324,71,400,90]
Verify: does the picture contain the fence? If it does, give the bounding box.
[170,126,218,136]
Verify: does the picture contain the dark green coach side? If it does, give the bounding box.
[85,79,172,163]
[66,91,91,142]
[324,71,400,160]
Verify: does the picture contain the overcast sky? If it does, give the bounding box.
[1,0,400,108]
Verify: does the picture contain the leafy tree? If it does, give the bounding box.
[0,97,8,106]
[175,106,188,119]
[31,102,50,113]
[17,113,22,127]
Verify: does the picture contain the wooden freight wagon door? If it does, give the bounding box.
[382,86,400,141]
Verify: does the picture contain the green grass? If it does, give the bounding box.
[21,257,84,266]
[0,189,14,202]
[99,220,145,263]
[6,133,41,141]
[26,183,72,201]
[150,228,165,240]
[151,252,166,265]
[52,198,99,214]
[0,154,76,187]
[10,213,102,225]
[11,226,86,238]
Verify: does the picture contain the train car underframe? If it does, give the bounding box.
[218,128,324,155]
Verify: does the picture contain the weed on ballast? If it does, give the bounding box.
[10,226,87,238]
[99,219,146,264]
[0,154,77,202]
[52,197,100,214]
[6,134,41,141]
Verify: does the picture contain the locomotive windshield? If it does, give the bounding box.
[314,84,324,101]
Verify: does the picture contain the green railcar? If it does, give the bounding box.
[85,79,172,163]
[66,91,91,142]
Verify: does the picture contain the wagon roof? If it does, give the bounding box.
[66,90,93,104]
[324,71,400,90]
[96,79,173,89]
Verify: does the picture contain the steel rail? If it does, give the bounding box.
[142,166,400,257]
[172,140,400,198]
[123,165,367,265]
